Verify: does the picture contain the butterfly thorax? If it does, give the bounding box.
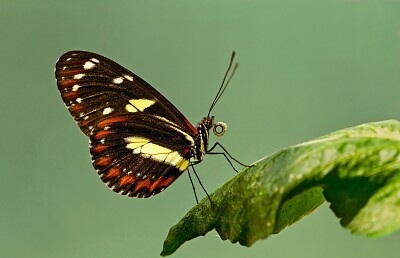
[193,117,213,162]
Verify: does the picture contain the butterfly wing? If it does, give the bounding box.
[55,51,197,197]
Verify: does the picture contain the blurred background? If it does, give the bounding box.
[1,0,399,257]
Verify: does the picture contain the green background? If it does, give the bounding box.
[1,0,399,257]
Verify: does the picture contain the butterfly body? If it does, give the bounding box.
[55,51,227,198]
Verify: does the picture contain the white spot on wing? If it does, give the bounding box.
[113,77,124,84]
[66,58,72,61]
[90,58,100,63]
[83,61,95,70]
[84,116,89,120]
[76,98,82,103]
[72,84,80,91]
[102,107,114,115]
[123,74,134,81]
[74,73,85,79]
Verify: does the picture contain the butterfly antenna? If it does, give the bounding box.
[212,63,238,110]
[207,51,238,118]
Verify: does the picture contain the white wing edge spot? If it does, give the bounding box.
[66,58,72,61]
[83,61,95,70]
[90,58,100,63]
[113,77,124,84]
[103,107,114,115]
[72,84,80,91]
[123,74,134,81]
[74,73,85,79]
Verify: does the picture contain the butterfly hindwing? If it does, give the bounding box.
[55,51,197,197]
[89,114,192,197]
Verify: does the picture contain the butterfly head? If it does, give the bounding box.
[201,116,227,137]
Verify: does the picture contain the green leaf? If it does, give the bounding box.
[161,120,400,256]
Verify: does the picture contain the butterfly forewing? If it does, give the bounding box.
[55,51,197,198]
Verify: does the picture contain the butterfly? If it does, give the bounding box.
[55,50,245,199]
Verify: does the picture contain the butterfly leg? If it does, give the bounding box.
[187,169,199,204]
[190,165,213,206]
[207,142,252,173]
[207,151,240,173]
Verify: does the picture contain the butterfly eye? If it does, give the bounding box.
[213,122,227,137]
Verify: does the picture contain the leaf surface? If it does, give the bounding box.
[161,120,400,256]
